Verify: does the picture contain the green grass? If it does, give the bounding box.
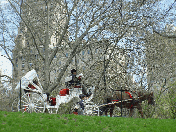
[0,111,175,132]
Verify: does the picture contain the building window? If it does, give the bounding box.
[20,28,23,33]
[35,67,39,72]
[82,51,85,56]
[77,59,79,64]
[22,57,25,61]
[22,63,25,68]
[66,53,68,57]
[35,55,38,59]
[170,78,173,82]
[59,61,61,65]
[87,50,90,54]
[29,63,33,67]
[95,49,98,53]
[26,41,29,46]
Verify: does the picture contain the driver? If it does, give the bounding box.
[78,94,86,115]
[69,69,81,86]
[24,80,39,93]
[65,69,87,96]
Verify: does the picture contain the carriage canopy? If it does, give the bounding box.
[15,69,43,93]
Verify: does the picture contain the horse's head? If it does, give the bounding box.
[138,91,155,105]
[147,92,155,105]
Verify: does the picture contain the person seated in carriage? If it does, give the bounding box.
[73,94,87,115]
[24,80,39,93]
[69,69,82,86]
[65,69,88,97]
[78,94,87,115]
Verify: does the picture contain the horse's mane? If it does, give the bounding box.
[110,88,139,99]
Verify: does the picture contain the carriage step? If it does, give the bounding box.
[46,106,57,109]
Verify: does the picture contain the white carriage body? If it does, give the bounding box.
[14,69,96,114]
[56,87,82,106]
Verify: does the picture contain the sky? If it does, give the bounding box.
[0,49,12,77]
[0,0,175,83]
[0,0,8,7]
[0,0,12,78]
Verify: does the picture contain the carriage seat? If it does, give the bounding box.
[74,85,82,88]
[24,84,36,93]
[59,88,69,96]
[28,84,36,89]
[50,97,56,106]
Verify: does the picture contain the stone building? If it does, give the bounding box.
[0,49,2,88]
[12,0,128,91]
[0,68,2,88]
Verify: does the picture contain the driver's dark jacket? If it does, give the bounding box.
[68,74,81,86]
[79,99,84,110]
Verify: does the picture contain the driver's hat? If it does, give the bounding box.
[71,69,76,74]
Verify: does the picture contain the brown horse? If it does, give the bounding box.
[99,90,154,118]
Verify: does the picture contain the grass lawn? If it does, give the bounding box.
[0,111,175,132]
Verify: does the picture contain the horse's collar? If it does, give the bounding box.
[125,91,133,99]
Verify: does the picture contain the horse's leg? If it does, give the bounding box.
[129,108,133,117]
[137,104,144,118]
[104,106,108,116]
[139,110,144,118]
[105,109,108,116]
[110,105,115,117]
[138,107,144,118]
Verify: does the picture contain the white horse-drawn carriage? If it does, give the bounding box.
[12,69,97,115]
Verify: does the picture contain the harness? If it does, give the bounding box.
[125,91,133,99]
[111,91,134,108]
[125,91,134,108]
[112,99,119,102]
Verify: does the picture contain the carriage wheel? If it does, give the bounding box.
[84,102,97,116]
[46,105,57,114]
[70,102,79,114]
[17,93,45,113]
[112,106,130,117]
[69,97,80,114]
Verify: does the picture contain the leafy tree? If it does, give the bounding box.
[0,0,175,104]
